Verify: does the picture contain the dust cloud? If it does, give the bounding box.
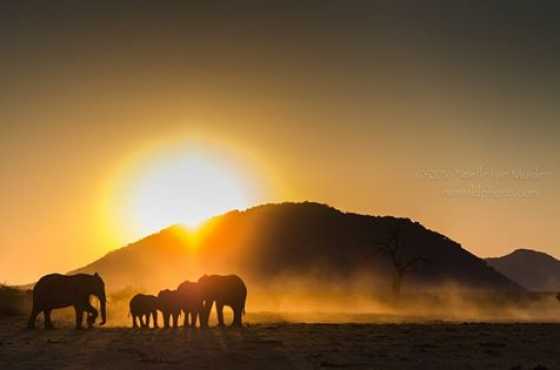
[90,272,560,327]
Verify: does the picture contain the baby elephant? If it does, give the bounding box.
[129,294,159,328]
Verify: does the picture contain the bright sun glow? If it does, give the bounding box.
[125,147,255,234]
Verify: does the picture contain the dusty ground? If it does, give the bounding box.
[1,316,559,370]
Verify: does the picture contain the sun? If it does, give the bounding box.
[123,146,256,234]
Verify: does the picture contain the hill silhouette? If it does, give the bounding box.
[486,249,560,292]
[70,202,522,297]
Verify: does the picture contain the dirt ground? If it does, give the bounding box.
[1,316,559,370]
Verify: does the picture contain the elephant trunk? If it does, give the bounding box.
[99,294,107,326]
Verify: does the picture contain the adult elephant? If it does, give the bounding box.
[198,274,247,328]
[27,273,107,330]
[157,289,181,328]
[177,280,202,328]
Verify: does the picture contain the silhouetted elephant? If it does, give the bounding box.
[177,280,203,327]
[157,289,181,328]
[129,294,159,328]
[27,273,107,330]
[198,274,247,328]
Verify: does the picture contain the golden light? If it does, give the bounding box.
[117,142,261,237]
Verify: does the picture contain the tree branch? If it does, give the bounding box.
[402,256,429,272]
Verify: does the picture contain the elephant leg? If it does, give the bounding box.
[141,314,147,328]
[132,314,138,328]
[163,313,170,328]
[172,313,179,328]
[185,311,194,328]
[84,303,98,328]
[27,307,39,329]
[190,311,196,328]
[74,306,84,330]
[152,311,158,328]
[185,311,191,328]
[200,301,212,328]
[216,302,225,327]
[192,311,199,328]
[44,309,54,329]
[232,305,243,327]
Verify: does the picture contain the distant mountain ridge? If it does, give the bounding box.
[486,249,560,292]
[70,202,522,295]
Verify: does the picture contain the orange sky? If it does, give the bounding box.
[1,2,559,284]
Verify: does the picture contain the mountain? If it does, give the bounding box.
[72,202,523,292]
[72,202,522,296]
[486,249,560,292]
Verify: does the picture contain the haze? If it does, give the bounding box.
[1,2,559,284]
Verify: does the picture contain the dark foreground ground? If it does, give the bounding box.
[1,317,559,370]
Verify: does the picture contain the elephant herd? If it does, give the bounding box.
[27,272,247,330]
[130,274,247,329]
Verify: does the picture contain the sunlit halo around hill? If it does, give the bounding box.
[108,140,267,241]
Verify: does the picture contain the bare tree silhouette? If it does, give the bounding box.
[375,220,428,300]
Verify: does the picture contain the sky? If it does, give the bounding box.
[1,1,559,284]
